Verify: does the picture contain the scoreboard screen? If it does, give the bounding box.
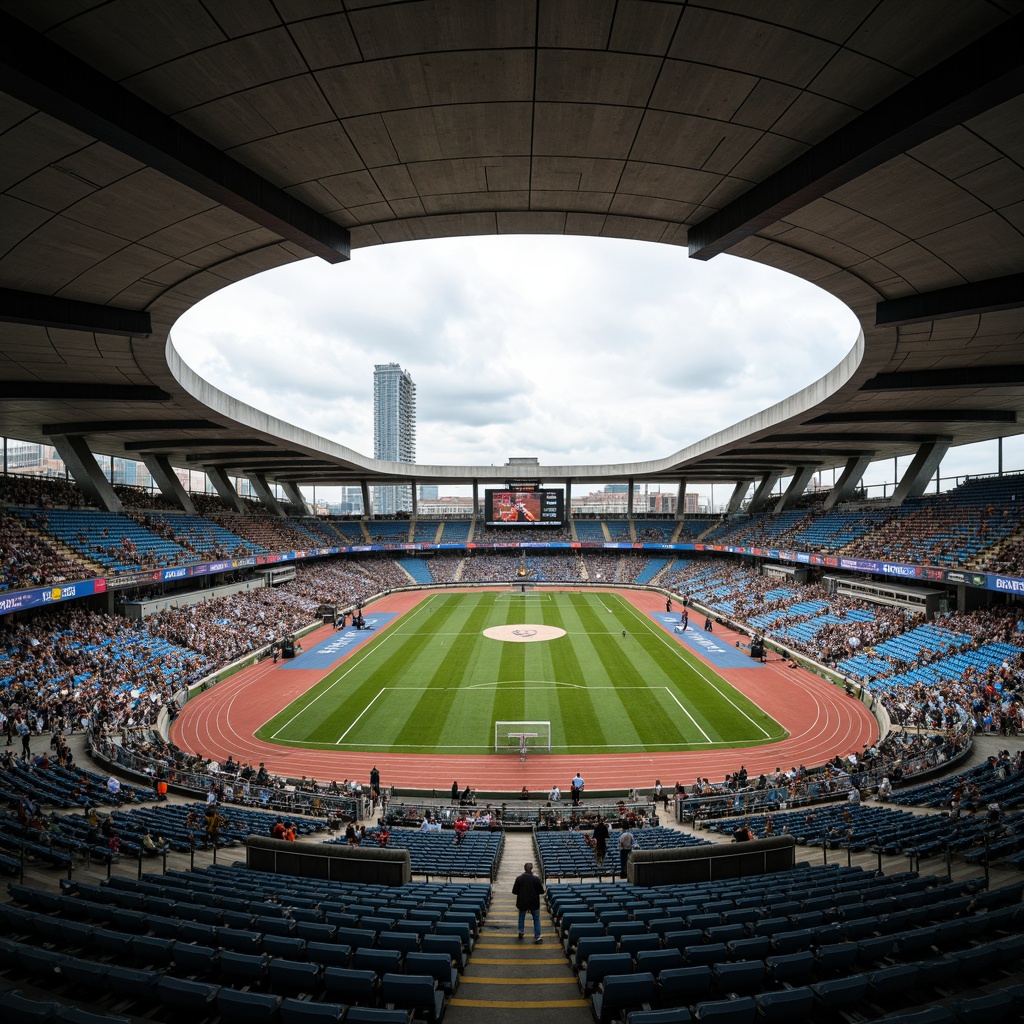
[485,489,564,526]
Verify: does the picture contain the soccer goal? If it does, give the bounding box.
[495,720,552,755]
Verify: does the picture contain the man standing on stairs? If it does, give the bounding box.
[512,862,545,943]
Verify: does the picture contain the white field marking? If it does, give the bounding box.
[269,594,437,740]
[664,687,712,743]
[336,688,387,744]
[331,740,754,749]
[620,598,773,739]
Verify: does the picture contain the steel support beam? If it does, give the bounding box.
[0,288,151,336]
[142,453,195,514]
[0,11,349,264]
[775,466,818,513]
[747,471,784,513]
[876,273,1024,327]
[889,439,952,506]
[688,13,1024,260]
[823,455,874,510]
[206,467,245,513]
[49,434,123,514]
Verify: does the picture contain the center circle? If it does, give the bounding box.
[483,624,567,643]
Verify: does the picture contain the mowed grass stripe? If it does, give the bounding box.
[615,594,783,743]
[257,591,785,753]
[258,593,439,741]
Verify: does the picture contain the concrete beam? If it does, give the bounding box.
[876,272,1024,327]
[747,471,783,513]
[0,287,151,336]
[727,479,753,514]
[206,467,245,512]
[824,455,874,510]
[248,474,286,518]
[0,10,350,264]
[49,434,123,513]
[775,466,818,512]
[889,439,952,506]
[281,481,310,516]
[688,13,1024,259]
[141,454,195,514]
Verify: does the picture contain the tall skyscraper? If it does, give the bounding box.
[373,362,416,515]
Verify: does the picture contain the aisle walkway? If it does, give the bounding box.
[447,832,590,1024]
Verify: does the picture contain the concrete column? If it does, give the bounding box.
[747,471,783,513]
[142,453,195,514]
[824,455,873,510]
[627,478,635,519]
[472,480,479,518]
[206,467,246,512]
[360,480,372,518]
[565,479,572,519]
[411,482,418,518]
[49,434,123,513]
[889,438,952,506]
[727,479,753,514]
[281,481,310,515]
[774,466,818,512]
[675,478,687,519]
[248,474,286,517]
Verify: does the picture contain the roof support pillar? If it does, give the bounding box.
[206,467,245,512]
[747,471,784,513]
[824,455,873,510]
[49,434,123,513]
[248,474,286,518]
[627,478,635,519]
[281,481,310,516]
[360,480,372,519]
[565,479,573,519]
[889,438,952,506]
[410,482,418,518]
[141,454,195,514]
[675,478,687,519]
[727,479,753,514]
[774,466,818,512]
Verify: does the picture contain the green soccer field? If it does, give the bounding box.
[256,591,786,754]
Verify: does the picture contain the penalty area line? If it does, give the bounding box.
[337,688,386,744]
[663,687,712,743]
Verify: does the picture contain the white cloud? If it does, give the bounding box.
[173,235,857,470]
[172,234,1022,502]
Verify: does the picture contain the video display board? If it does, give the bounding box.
[485,489,564,526]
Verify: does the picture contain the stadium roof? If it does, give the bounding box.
[0,0,1022,498]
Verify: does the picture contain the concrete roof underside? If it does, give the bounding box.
[0,0,1022,490]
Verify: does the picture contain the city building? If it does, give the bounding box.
[373,362,416,515]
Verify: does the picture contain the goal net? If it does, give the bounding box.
[494,720,552,754]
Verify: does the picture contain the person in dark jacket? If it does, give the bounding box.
[512,862,545,943]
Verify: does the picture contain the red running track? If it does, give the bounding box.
[171,588,878,792]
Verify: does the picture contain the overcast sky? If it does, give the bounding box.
[173,234,1021,503]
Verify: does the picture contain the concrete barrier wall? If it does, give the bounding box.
[246,835,412,885]
[627,835,796,885]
